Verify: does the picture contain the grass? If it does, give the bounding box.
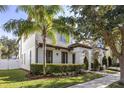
[107,81,124,88]
[0,69,103,88]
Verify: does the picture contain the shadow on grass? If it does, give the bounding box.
[21,80,80,88]
[19,73,103,88]
[0,69,28,84]
[0,69,103,88]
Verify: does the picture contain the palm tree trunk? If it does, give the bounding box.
[42,33,47,75]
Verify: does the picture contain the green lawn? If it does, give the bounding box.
[0,69,103,88]
[107,81,124,88]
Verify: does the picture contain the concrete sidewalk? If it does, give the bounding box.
[68,72,120,88]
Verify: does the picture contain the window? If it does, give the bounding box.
[72,53,75,64]
[30,51,32,64]
[61,52,68,64]
[36,48,38,63]
[46,50,53,63]
[60,35,66,43]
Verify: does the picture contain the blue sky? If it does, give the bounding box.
[0,5,71,39]
[0,6,27,39]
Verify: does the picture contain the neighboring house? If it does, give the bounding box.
[19,32,110,70]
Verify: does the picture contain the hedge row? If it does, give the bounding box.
[30,64,84,75]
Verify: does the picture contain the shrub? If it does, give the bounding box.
[30,64,43,75]
[112,63,120,67]
[102,56,108,67]
[99,66,104,71]
[93,58,100,71]
[83,56,89,70]
[30,64,84,75]
[91,63,94,69]
[108,56,112,67]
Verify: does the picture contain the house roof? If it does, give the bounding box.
[95,47,108,51]
[68,43,92,49]
[39,42,93,50]
[39,43,108,51]
[39,43,71,50]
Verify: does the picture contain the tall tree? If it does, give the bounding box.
[70,5,124,83]
[0,36,18,59]
[3,5,73,75]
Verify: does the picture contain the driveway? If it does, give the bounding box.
[68,72,120,88]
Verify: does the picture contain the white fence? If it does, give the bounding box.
[0,59,21,70]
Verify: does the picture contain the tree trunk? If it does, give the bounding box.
[119,54,124,83]
[43,34,47,75]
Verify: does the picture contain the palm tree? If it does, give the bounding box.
[3,5,73,75]
[0,5,8,12]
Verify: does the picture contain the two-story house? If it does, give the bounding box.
[19,32,109,70]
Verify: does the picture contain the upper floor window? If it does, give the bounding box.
[60,35,66,43]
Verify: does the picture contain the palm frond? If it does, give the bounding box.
[64,33,70,44]
[52,16,76,44]
[45,5,63,16]
[47,30,56,44]
[3,19,41,40]
[0,5,8,12]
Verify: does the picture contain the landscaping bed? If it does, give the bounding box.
[107,67,120,72]
[0,69,103,88]
[104,70,118,74]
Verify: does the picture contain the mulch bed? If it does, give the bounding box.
[26,71,86,80]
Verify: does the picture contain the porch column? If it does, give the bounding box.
[88,50,92,70]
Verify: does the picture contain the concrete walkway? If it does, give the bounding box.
[68,72,120,88]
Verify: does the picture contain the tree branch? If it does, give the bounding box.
[103,31,120,58]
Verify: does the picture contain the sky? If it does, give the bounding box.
[0,6,27,38]
[0,6,27,39]
[0,5,71,39]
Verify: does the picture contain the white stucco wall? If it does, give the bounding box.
[68,52,73,64]
[37,47,73,64]
[53,49,61,64]
[35,32,74,47]
[73,47,93,65]
[19,34,36,70]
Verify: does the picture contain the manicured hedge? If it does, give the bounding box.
[93,58,100,71]
[30,64,43,75]
[30,64,84,75]
[102,56,108,67]
[108,56,112,67]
